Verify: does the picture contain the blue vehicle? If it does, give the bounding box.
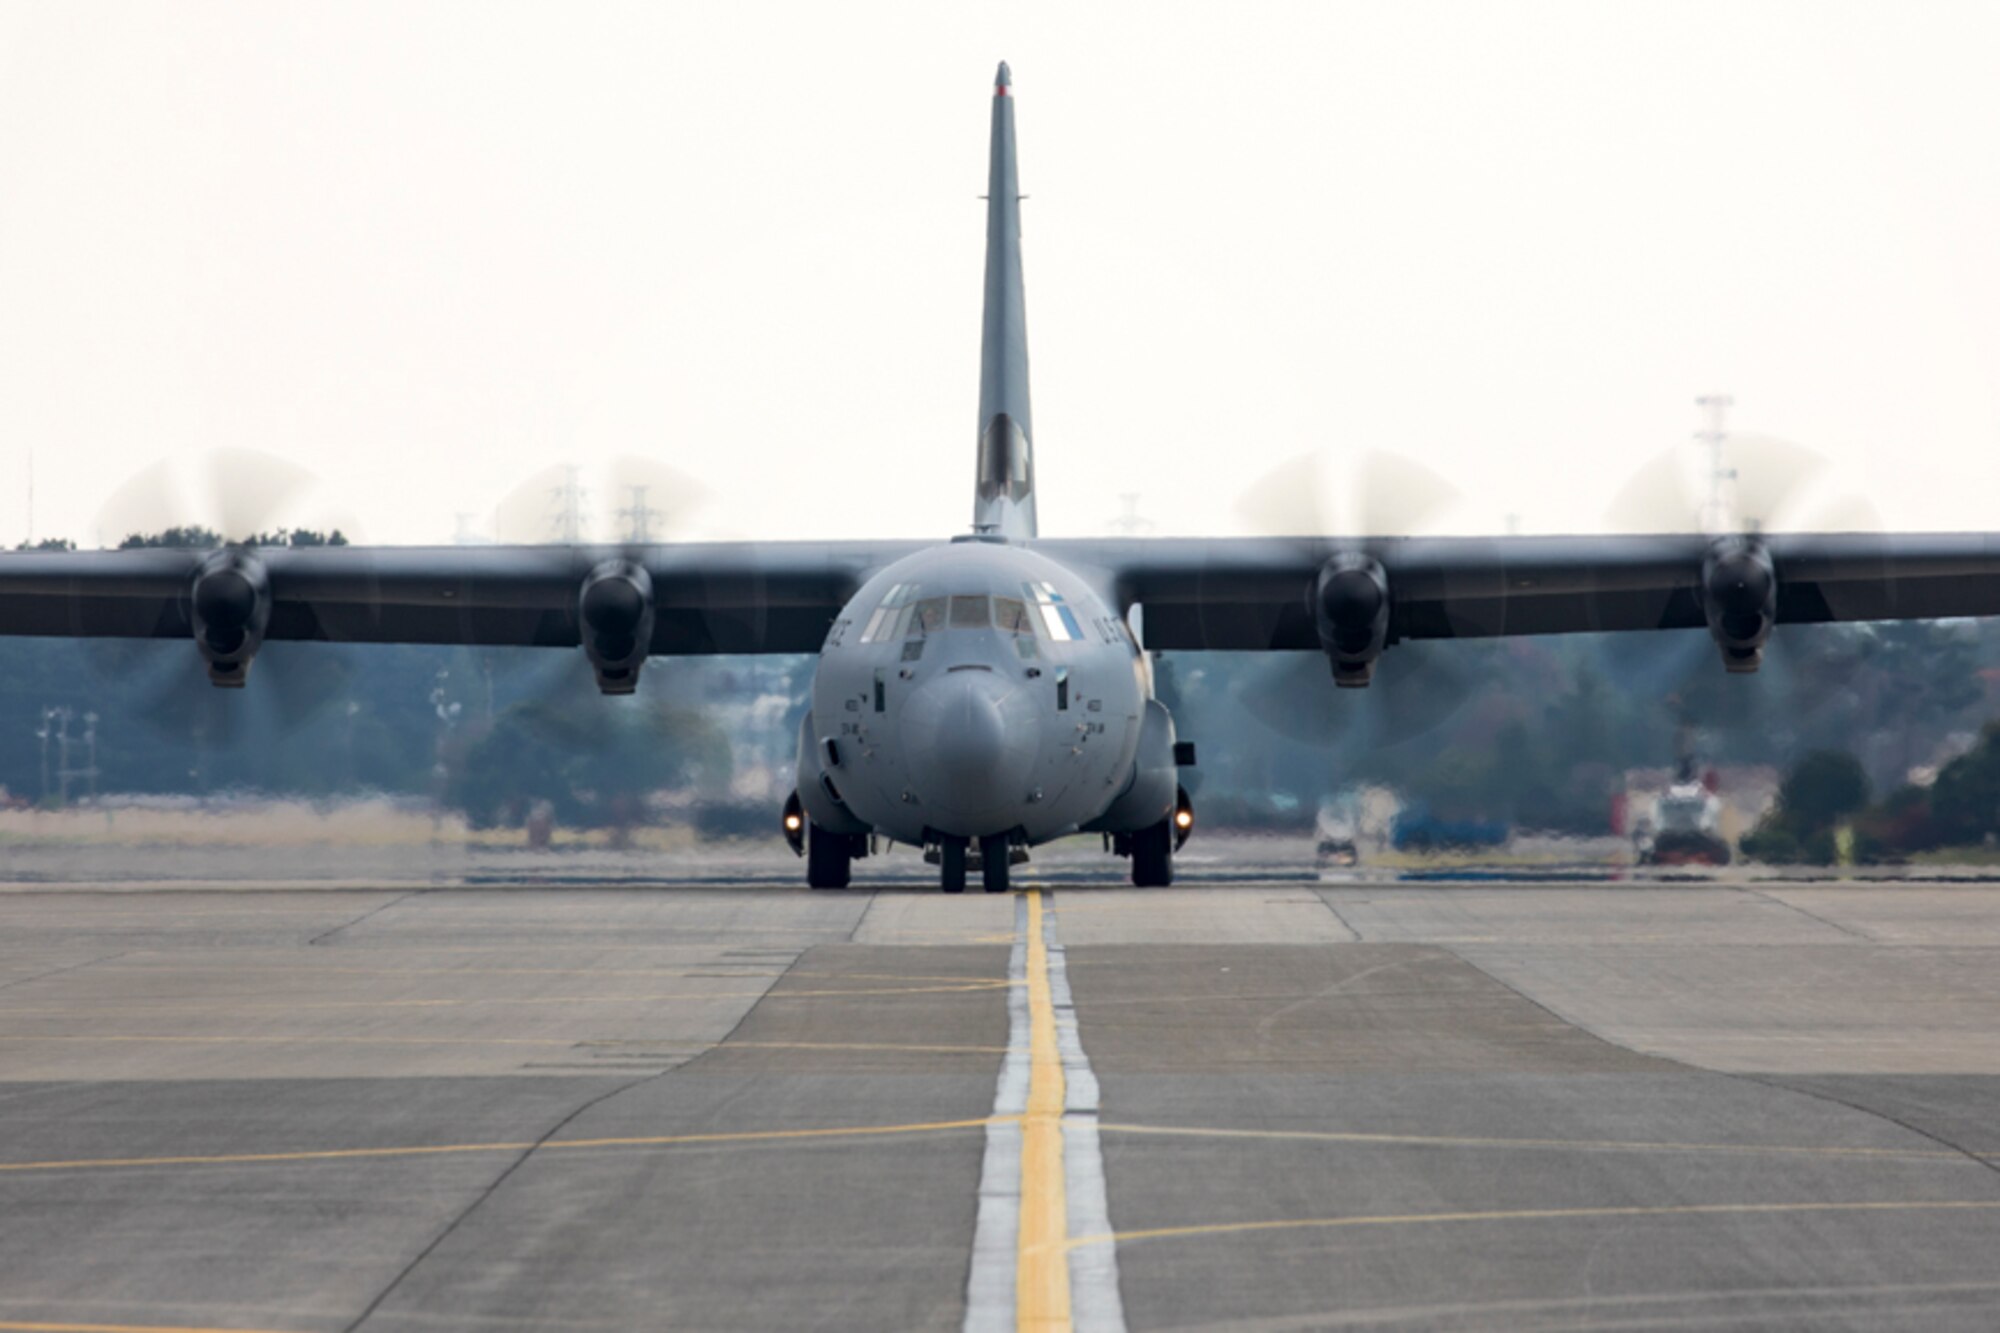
[1391,804,1510,853]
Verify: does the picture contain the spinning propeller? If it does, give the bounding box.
[1215,448,1480,748]
[83,449,360,742]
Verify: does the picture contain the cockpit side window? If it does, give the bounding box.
[949,594,991,628]
[1023,581,1084,641]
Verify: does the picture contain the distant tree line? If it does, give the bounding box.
[0,527,772,828]
[1743,722,2000,863]
[1160,617,1996,839]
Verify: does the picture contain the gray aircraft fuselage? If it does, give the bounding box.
[796,538,1178,849]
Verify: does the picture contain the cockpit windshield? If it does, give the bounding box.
[993,597,1032,634]
[861,582,1056,645]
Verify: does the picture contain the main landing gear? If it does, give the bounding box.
[786,798,867,891]
[1130,819,1173,887]
[1121,787,1195,888]
[806,824,853,889]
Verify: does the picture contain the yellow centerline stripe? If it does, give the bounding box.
[0,1117,1008,1174]
[1071,1199,2000,1249]
[1017,888,1072,1331]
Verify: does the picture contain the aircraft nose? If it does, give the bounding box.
[901,670,1038,833]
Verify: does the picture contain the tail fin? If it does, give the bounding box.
[974,61,1037,539]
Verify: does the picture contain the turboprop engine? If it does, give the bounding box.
[1312,554,1390,687]
[1701,537,1775,673]
[190,550,270,687]
[579,560,654,694]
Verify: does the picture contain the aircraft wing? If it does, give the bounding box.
[1035,532,2000,658]
[0,542,924,654]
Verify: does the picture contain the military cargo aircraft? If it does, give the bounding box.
[8,64,2000,893]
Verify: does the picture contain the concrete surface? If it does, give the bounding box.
[0,873,1998,1330]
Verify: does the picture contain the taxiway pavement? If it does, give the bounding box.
[2,874,1999,1331]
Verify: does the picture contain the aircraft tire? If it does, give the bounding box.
[806,824,852,890]
[940,839,968,894]
[980,834,1011,893]
[1131,819,1174,887]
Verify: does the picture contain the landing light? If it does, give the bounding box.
[1175,809,1193,829]
[781,792,808,857]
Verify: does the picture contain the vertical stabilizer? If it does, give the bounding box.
[974,62,1037,538]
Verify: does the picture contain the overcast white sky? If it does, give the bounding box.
[3,2,1998,547]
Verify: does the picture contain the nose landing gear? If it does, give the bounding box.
[979,833,1011,894]
[940,838,967,894]
[928,833,1021,893]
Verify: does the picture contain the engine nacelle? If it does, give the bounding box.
[1702,538,1775,673]
[1313,555,1390,687]
[579,560,654,694]
[190,550,270,687]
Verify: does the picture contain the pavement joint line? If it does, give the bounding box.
[0,1117,1013,1174]
[0,952,129,995]
[1067,1199,2000,1250]
[0,1034,603,1046]
[0,1036,1008,1056]
[1093,1122,1979,1163]
[574,1038,1009,1052]
[0,981,1016,1017]
[73,965,794,978]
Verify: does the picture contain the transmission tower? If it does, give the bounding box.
[1107,493,1155,536]
[548,465,588,543]
[618,485,666,543]
[1695,393,1737,533]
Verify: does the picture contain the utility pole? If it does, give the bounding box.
[428,666,461,837]
[57,709,71,806]
[1695,393,1736,533]
[36,708,53,805]
[81,711,99,803]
